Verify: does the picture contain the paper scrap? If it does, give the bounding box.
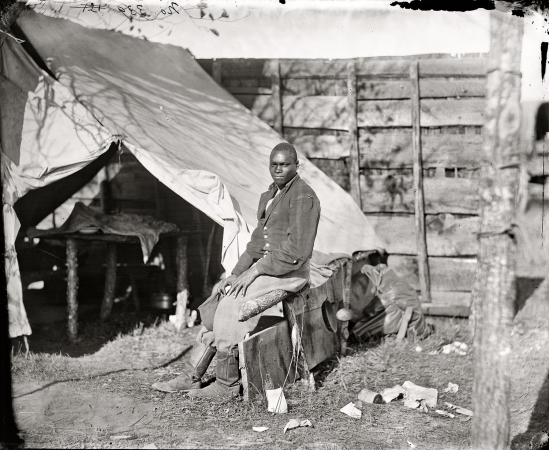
[402,380,438,408]
[415,346,423,352]
[381,385,406,403]
[340,402,362,419]
[443,382,459,394]
[253,427,269,433]
[283,419,313,433]
[266,388,288,414]
[403,398,420,409]
[407,441,417,448]
[444,402,473,416]
[435,410,455,418]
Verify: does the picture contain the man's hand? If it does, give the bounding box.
[217,274,238,295]
[226,265,260,298]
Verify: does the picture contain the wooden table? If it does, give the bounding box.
[47,231,199,342]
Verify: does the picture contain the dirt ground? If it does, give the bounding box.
[10,277,549,450]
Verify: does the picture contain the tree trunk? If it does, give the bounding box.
[471,11,524,450]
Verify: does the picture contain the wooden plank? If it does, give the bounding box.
[347,61,361,206]
[429,291,472,307]
[285,281,331,315]
[239,320,296,401]
[388,255,477,292]
[421,303,471,317]
[367,214,479,256]
[411,61,432,304]
[282,96,348,130]
[270,59,283,134]
[220,59,271,78]
[282,78,348,96]
[297,307,340,370]
[360,172,479,214]
[284,131,349,159]
[397,306,414,341]
[280,59,350,78]
[359,129,483,168]
[279,57,486,79]
[309,158,349,191]
[232,94,275,125]
[357,98,485,128]
[226,86,272,95]
[357,78,486,100]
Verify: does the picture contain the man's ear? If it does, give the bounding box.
[296,160,300,169]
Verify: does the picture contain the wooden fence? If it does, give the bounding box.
[197,55,488,316]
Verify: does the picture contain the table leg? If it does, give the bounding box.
[100,243,117,321]
[66,238,79,342]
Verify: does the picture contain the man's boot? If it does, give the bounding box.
[152,342,216,393]
[188,348,240,398]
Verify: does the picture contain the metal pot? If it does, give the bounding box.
[151,292,176,311]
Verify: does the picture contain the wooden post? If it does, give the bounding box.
[410,61,432,304]
[100,243,117,321]
[66,238,79,342]
[175,235,189,331]
[212,59,222,85]
[347,60,361,207]
[270,59,283,135]
[471,12,523,450]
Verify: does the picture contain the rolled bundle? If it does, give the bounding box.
[238,289,290,322]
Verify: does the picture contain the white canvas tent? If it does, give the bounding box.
[1,12,385,338]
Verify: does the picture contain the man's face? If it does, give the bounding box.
[269,151,298,188]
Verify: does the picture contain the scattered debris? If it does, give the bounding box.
[358,388,383,404]
[340,402,362,419]
[355,400,363,409]
[381,385,406,403]
[444,402,473,416]
[402,381,438,408]
[440,341,468,355]
[435,410,455,418]
[266,388,288,414]
[415,346,423,352]
[283,419,313,433]
[253,426,269,432]
[443,382,459,394]
[407,441,417,448]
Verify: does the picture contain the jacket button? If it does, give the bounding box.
[265,243,269,247]
[263,226,267,231]
[264,235,268,239]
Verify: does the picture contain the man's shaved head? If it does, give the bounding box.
[271,142,298,164]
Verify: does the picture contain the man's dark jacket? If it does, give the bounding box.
[232,174,321,277]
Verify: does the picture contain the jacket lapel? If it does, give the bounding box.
[258,186,276,220]
[264,175,300,222]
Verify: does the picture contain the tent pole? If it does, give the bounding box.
[410,61,431,304]
[66,238,79,342]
